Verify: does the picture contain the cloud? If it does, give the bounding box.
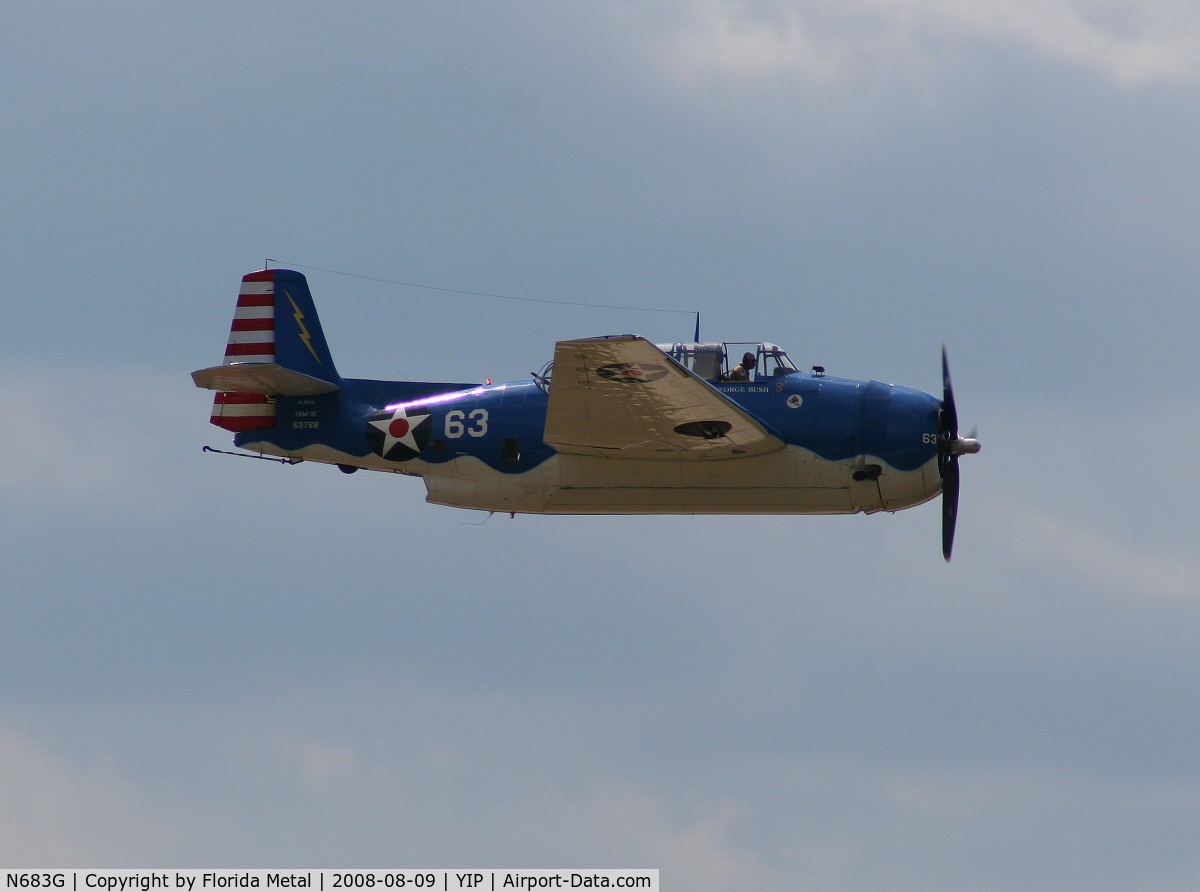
[642,0,1200,89]
[967,400,1200,603]
[0,721,177,863]
[913,0,1200,84]
[0,366,206,511]
[578,785,772,890]
[3,688,780,885]
[694,758,1200,888]
[1002,500,1200,600]
[7,682,1199,890]
[13,692,1197,889]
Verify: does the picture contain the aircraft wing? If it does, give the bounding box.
[543,336,784,460]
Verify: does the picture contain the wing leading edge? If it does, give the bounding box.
[543,336,784,460]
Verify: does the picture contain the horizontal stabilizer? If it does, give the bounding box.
[192,362,340,396]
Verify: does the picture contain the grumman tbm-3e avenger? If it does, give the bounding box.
[192,269,981,559]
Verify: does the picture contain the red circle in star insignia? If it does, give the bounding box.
[389,418,410,438]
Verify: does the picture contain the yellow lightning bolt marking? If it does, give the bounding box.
[284,289,321,365]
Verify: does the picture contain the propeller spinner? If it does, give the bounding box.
[938,347,981,561]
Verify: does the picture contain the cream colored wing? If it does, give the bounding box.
[543,336,784,460]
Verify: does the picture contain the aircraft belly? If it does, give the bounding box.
[239,441,939,516]
[559,448,813,489]
[541,486,855,514]
[849,474,884,514]
[884,457,942,510]
[548,446,847,513]
[239,440,424,473]
[423,456,554,512]
[422,448,862,515]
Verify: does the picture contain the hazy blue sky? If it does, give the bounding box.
[3,2,1200,888]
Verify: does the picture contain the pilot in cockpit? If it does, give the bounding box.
[727,352,757,381]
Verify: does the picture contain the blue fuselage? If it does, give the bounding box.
[237,370,943,516]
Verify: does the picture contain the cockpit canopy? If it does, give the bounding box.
[657,342,798,383]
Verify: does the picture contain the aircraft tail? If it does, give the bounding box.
[192,269,342,432]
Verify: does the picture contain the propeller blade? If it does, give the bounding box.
[941,454,959,561]
[940,345,958,440]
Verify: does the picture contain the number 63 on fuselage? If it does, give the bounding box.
[193,269,980,559]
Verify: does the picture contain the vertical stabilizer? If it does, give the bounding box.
[198,269,342,431]
[222,269,277,365]
[270,269,340,380]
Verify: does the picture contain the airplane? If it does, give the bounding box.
[192,269,980,559]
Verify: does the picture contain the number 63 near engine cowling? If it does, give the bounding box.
[192,269,981,559]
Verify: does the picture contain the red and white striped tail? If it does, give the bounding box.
[211,270,277,432]
[223,270,276,364]
[210,391,276,432]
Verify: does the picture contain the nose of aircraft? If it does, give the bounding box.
[878,385,943,504]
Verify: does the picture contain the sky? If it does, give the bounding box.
[2,0,1200,888]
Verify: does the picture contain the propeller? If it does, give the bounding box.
[938,347,980,561]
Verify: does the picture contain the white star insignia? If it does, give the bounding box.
[368,404,428,457]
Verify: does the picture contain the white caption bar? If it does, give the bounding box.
[0,872,658,892]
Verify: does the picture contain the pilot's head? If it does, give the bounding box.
[742,352,756,368]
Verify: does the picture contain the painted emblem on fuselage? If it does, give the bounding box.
[596,362,668,383]
[366,404,432,461]
[786,394,803,408]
